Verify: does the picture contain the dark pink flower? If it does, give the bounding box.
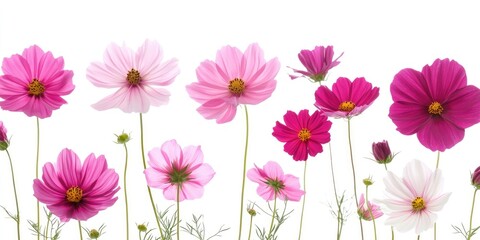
[472,166,480,189]
[272,109,332,161]
[372,140,394,164]
[357,193,383,221]
[33,148,119,222]
[0,45,74,118]
[186,43,280,124]
[389,58,480,152]
[247,161,304,201]
[314,77,379,118]
[144,139,215,201]
[0,121,8,150]
[289,45,343,82]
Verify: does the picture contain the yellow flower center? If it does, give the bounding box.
[228,78,245,95]
[127,69,142,85]
[428,101,443,115]
[298,128,311,142]
[66,186,83,203]
[411,197,425,212]
[28,79,45,96]
[338,101,356,112]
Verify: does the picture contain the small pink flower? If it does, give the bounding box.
[186,43,280,124]
[247,161,304,201]
[87,39,179,113]
[314,77,379,118]
[33,148,120,222]
[0,45,74,118]
[144,139,215,201]
[357,193,383,221]
[272,109,332,161]
[289,45,343,82]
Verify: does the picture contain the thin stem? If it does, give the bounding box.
[45,212,51,240]
[435,151,440,169]
[36,117,41,240]
[238,105,250,240]
[366,185,377,240]
[468,189,478,240]
[417,235,420,240]
[139,113,165,240]
[434,151,440,240]
[176,186,180,240]
[78,221,84,240]
[247,214,253,240]
[384,163,388,171]
[6,149,20,240]
[347,118,363,239]
[298,161,307,240]
[329,142,343,240]
[123,143,130,240]
[383,163,394,239]
[267,194,277,239]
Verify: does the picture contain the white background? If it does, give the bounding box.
[1,0,480,239]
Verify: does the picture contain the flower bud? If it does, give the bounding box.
[0,121,9,151]
[247,208,257,216]
[363,177,373,186]
[472,166,480,189]
[114,132,131,144]
[88,229,100,239]
[137,224,148,232]
[372,140,393,164]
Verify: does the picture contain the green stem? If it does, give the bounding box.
[6,150,20,240]
[434,151,440,240]
[366,185,377,240]
[123,143,130,240]
[347,118,363,240]
[247,214,253,240]
[139,113,165,240]
[435,151,440,169]
[329,142,343,240]
[78,221,83,240]
[298,161,307,240]
[417,235,420,240]
[36,117,40,240]
[45,212,51,240]
[383,160,394,239]
[267,194,277,239]
[238,105,250,240]
[468,189,478,240]
[176,186,180,240]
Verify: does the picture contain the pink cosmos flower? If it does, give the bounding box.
[87,39,179,113]
[314,77,379,118]
[247,161,304,201]
[357,193,383,221]
[389,58,480,152]
[289,45,343,82]
[381,160,450,234]
[0,45,74,118]
[144,139,215,201]
[272,109,332,161]
[186,43,280,124]
[33,148,120,222]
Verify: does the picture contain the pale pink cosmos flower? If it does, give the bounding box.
[186,43,280,124]
[144,139,215,201]
[381,160,451,234]
[289,45,343,82]
[33,148,120,222]
[247,161,304,201]
[357,193,383,221]
[0,45,74,118]
[87,39,179,113]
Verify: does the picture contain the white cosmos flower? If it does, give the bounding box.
[381,159,451,235]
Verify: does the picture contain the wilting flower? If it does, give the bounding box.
[0,121,8,150]
[472,166,480,189]
[247,161,304,201]
[144,139,215,201]
[272,109,332,161]
[186,43,280,124]
[389,58,480,152]
[372,140,394,164]
[289,45,343,82]
[0,45,74,118]
[33,148,120,222]
[314,77,379,118]
[87,39,179,113]
[381,160,451,234]
[358,193,383,221]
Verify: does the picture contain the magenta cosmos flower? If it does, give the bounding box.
[247,161,304,201]
[357,193,383,221]
[33,148,120,222]
[381,160,450,234]
[186,43,280,124]
[389,58,480,152]
[272,109,332,161]
[0,45,74,118]
[315,77,379,118]
[289,45,343,82]
[87,39,180,113]
[144,139,215,201]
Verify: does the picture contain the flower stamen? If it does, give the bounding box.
[228,78,245,95]
[169,165,191,185]
[428,101,443,115]
[28,79,45,96]
[66,186,83,203]
[127,69,142,85]
[411,197,425,212]
[298,128,311,142]
[339,101,356,112]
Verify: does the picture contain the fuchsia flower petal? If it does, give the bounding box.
[289,45,343,82]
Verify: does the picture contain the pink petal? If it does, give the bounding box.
[416,117,464,151]
[263,161,284,180]
[1,54,32,81]
[388,102,430,135]
[196,99,238,124]
[81,154,107,191]
[422,59,467,102]
[57,148,82,187]
[103,42,134,76]
[241,43,266,81]
[442,85,480,129]
[87,62,126,88]
[390,68,431,105]
[215,45,243,81]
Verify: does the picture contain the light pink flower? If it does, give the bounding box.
[381,160,451,234]
[87,39,179,113]
[289,45,343,82]
[247,161,304,201]
[33,148,120,222]
[144,139,215,201]
[357,193,383,221]
[0,45,74,118]
[186,43,280,124]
